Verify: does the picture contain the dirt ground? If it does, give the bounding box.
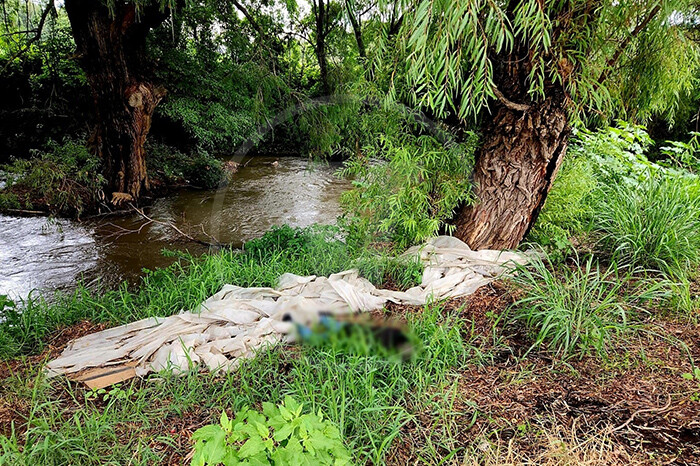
[388,284,700,465]
[0,320,109,438]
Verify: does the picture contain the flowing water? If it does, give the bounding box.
[0,156,350,300]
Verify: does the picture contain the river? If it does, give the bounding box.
[0,156,350,300]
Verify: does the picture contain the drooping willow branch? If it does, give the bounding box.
[597,3,662,85]
[2,0,55,71]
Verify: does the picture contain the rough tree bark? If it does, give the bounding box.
[63,0,168,203]
[453,92,570,250]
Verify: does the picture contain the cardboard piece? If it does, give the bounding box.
[69,362,138,389]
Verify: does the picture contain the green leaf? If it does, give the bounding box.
[193,424,225,442]
[222,449,240,466]
[279,405,294,421]
[221,410,231,431]
[261,402,279,419]
[254,421,269,439]
[238,436,266,459]
[284,396,303,417]
[273,422,294,442]
[200,428,227,464]
[267,414,286,432]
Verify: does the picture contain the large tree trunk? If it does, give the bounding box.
[64,0,167,203]
[453,95,570,250]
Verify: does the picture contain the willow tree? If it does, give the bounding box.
[390,0,698,249]
[63,0,174,203]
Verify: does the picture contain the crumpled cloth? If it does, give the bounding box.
[46,236,529,378]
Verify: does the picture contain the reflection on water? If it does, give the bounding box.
[0,157,350,300]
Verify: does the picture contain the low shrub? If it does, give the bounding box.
[148,142,225,189]
[0,139,105,216]
[191,397,351,465]
[528,151,598,255]
[340,131,478,248]
[659,131,700,174]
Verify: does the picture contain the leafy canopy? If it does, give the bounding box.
[385,0,699,124]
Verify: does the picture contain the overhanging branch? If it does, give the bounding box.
[597,3,662,85]
[2,0,55,70]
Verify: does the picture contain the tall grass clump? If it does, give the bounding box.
[508,255,665,358]
[593,176,700,278]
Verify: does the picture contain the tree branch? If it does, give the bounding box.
[2,0,55,71]
[598,3,662,84]
[127,204,225,248]
[231,0,263,36]
[492,86,530,112]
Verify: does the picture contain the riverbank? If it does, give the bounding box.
[1,283,698,464]
[0,225,699,464]
[0,139,252,218]
[1,132,700,463]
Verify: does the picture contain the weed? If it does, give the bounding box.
[147,142,225,189]
[528,150,597,257]
[593,176,700,279]
[191,397,351,465]
[507,254,666,358]
[85,383,134,403]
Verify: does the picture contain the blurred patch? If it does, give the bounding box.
[292,314,414,359]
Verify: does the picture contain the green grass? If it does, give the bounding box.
[527,150,598,254]
[507,254,667,358]
[0,301,482,465]
[593,176,700,279]
[0,225,422,359]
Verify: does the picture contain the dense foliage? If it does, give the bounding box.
[385,0,699,124]
[192,397,351,465]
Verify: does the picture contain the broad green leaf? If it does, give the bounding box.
[273,422,293,442]
[238,436,266,459]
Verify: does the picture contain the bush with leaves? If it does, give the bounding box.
[147,142,225,189]
[659,131,700,174]
[529,122,699,256]
[0,139,105,216]
[148,7,291,155]
[191,396,351,465]
[340,114,478,247]
[527,150,598,255]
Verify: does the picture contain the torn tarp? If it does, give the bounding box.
[46,236,530,387]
